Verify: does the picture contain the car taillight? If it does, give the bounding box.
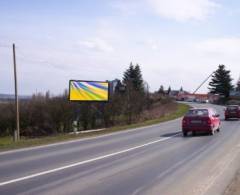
[182,118,188,125]
[207,117,211,125]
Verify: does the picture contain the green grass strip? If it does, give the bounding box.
[0,103,190,152]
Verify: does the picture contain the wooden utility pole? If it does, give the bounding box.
[13,43,20,141]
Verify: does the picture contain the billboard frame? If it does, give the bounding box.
[68,79,110,102]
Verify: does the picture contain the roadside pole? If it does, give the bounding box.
[192,71,214,94]
[13,43,20,141]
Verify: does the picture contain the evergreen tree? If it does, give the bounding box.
[208,65,234,98]
[123,62,134,85]
[158,85,165,94]
[122,63,145,124]
[236,76,240,91]
[167,86,171,95]
[123,63,144,93]
[134,64,144,92]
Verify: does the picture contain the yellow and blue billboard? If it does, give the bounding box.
[69,80,109,101]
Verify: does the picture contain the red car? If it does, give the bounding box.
[182,108,220,136]
[225,105,240,120]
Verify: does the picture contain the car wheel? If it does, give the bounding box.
[192,131,196,136]
[225,118,228,121]
[217,127,220,132]
[183,132,187,137]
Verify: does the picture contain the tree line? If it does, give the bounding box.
[0,63,168,137]
[1,63,237,137]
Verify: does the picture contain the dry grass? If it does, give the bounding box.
[0,103,189,151]
[140,102,177,121]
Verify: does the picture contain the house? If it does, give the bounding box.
[164,88,220,103]
[168,90,190,100]
[177,92,219,103]
[109,79,120,95]
[229,90,240,100]
[208,94,220,103]
[177,93,207,102]
[109,79,125,95]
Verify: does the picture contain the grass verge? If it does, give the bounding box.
[0,103,190,152]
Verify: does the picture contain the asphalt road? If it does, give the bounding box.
[1,103,240,195]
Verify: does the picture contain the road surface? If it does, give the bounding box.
[1,103,240,195]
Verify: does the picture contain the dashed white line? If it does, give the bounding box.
[0,132,181,187]
[0,118,181,156]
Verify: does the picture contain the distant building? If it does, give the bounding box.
[208,94,220,103]
[166,90,189,100]
[109,79,125,96]
[109,79,119,95]
[167,90,220,103]
[169,90,180,98]
[229,90,240,100]
[184,94,208,102]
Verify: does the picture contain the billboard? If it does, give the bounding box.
[69,80,109,102]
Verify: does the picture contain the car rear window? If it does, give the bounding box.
[227,106,238,111]
[186,109,209,116]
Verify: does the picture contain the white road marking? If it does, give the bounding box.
[0,132,181,187]
[0,118,181,156]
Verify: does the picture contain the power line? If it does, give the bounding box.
[16,49,75,70]
[16,50,104,73]
[0,44,12,48]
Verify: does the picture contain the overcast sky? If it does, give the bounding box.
[1,0,240,95]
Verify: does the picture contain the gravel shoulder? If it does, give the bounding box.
[224,170,240,195]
